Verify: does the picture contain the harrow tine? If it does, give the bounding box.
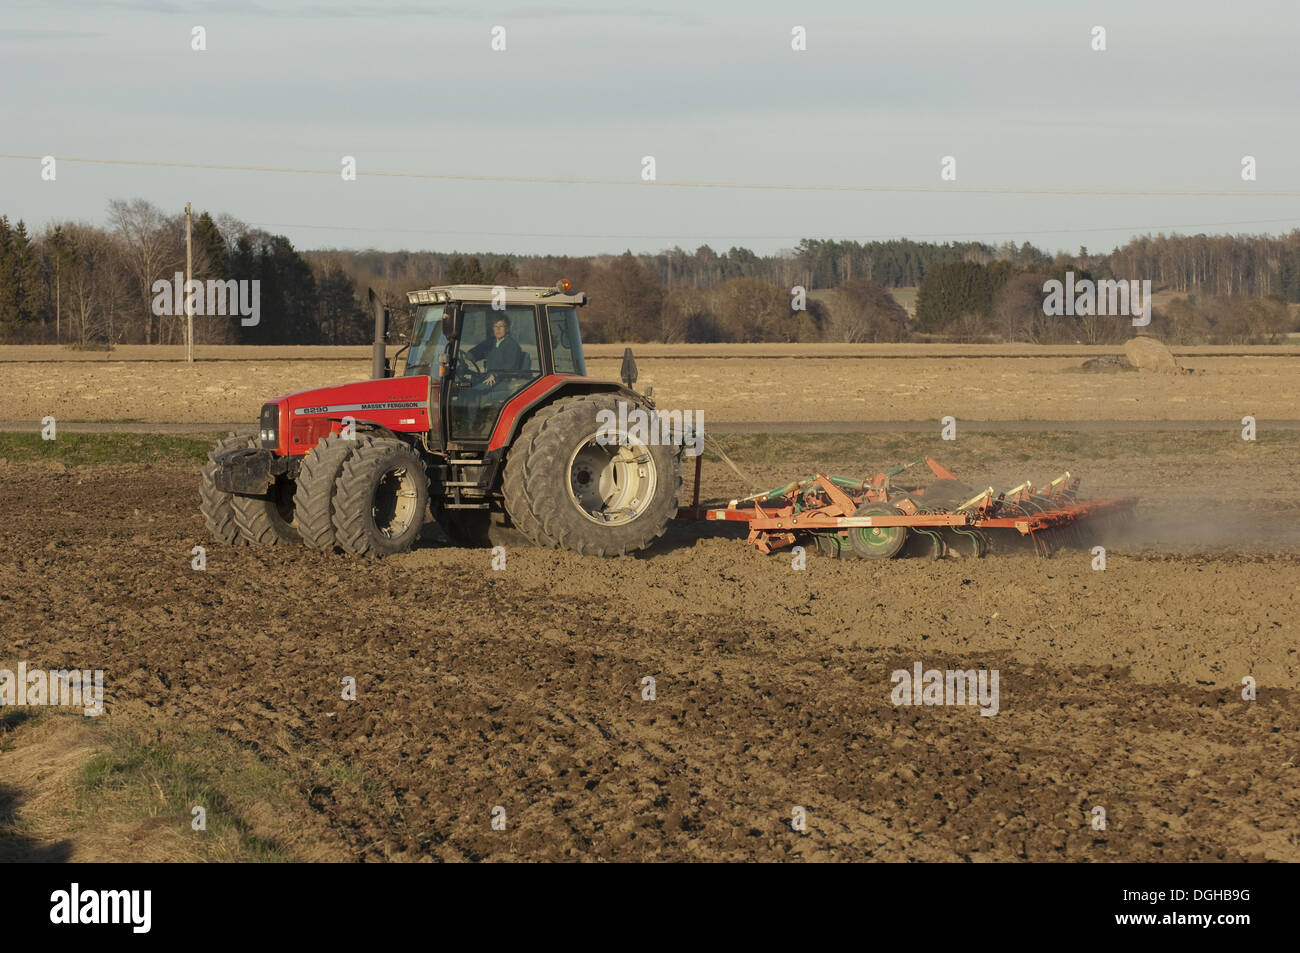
[950,526,984,558]
[915,528,947,561]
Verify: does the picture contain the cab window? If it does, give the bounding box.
[448,305,541,441]
[547,306,586,376]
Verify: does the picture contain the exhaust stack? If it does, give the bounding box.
[369,288,388,379]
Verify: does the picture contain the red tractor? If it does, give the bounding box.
[201,282,683,557]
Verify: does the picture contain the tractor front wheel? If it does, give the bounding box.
[231,475,300,546]
[200,433,255,545]
[331,438,429,558]
[294,434,367,551]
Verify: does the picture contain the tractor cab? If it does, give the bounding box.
[405,283,588,449]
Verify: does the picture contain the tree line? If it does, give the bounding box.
[1,200,1297,346]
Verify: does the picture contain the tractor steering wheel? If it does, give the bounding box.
[457,353,485,383]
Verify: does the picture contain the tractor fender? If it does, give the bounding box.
[477,378,646,491]
[349,419,401,443]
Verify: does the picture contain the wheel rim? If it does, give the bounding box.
[848,503,907,558]
[566,432,657,526]
[372,465,419,538]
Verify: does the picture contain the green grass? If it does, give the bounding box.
[76,723,295,861]
[0,432,212,466]
[709,430,1296,469]
[3,426,1292,475]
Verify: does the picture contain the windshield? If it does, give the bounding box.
[404,305,448,377]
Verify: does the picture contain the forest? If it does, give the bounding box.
[1,200,1296,347]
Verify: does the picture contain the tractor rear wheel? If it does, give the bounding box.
[200,433,255,546]
[502,394,681,556]
[331,437,429,557]
[294,434,365,551]
[231,475,300,545]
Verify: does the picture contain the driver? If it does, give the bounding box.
[468,314,525,391]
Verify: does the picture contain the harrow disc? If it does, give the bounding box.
[812,532,848,558]
[847,503,908,559]
[948,526,988,559]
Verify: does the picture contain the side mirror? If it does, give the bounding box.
[620,347,638,389]
[441,307,461,340]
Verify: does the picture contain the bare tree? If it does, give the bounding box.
[108,199,183,344]
[62,225,128,347]
[834,279,910,342]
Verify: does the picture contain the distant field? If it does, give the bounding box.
[890,286,919,314]
[2,344,1297,425]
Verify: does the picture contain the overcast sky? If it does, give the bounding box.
[4,0,1300,256]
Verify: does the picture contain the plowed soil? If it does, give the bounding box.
[2,443,1297,861]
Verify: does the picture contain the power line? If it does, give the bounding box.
[3,152,1299,197]
[248,216,1300,243]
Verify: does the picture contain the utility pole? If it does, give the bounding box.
[185,202,194,363]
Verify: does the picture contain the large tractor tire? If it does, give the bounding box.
[331,437,429,558]
[200,433,256,546]
[231,474,300,546]
[500,397,565,548]
[502,393,681,556]
[293,434,365,552]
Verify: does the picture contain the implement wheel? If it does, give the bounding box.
[847,502,908,559]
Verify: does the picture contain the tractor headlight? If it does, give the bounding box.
[258,404,280,449]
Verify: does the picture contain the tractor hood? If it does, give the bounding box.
[265,375,433,455]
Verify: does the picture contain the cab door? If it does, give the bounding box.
[447,304,543,444]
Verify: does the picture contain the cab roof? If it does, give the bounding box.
[407,284,587,307]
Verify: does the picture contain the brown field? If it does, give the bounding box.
[1,343,1295,862]
[2,344,1298,425]
[1,430,1297,861]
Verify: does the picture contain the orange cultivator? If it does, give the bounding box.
[700,456,1136,560]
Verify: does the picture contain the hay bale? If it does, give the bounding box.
[1081,355,1133,373]
[1124,336,1180,373]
